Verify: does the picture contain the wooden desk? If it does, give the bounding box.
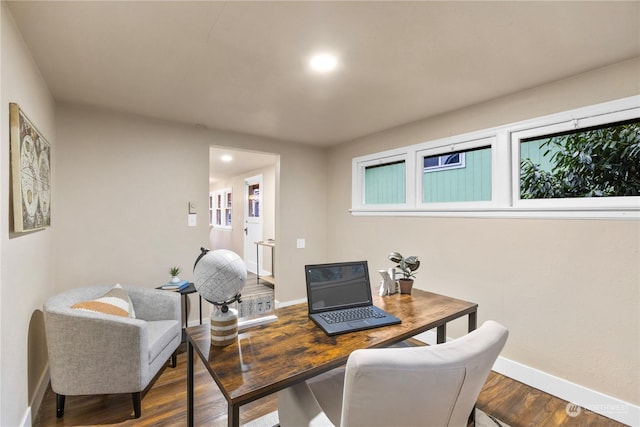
[186,289,477,427]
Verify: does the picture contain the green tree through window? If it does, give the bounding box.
[520,120,640,199]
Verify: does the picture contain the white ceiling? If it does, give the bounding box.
[7,1,640,150]
[209,146,277,185]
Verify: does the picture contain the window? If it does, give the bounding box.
[351,96,639,219]
[352,152,413,210]
[518,119,640,200]
[512,105,640,212]
[248,184,260,217]
[210,188,232,229]
[423,152,465,172]
[420,145,491,204]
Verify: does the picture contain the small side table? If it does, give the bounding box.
[157,283,202,341]
[255,240,275,287]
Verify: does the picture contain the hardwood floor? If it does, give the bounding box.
[34,344,625,427]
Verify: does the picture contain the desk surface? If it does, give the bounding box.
[186,289,477,409]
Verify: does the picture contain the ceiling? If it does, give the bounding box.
[7,1,640,149]
[209,146,277,184]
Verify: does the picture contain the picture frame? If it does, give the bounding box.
[10,103,51,232]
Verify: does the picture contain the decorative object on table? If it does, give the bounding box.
[193,247,247,346]
[236,287,277,330]
[388,252,420,294]
[9,103,51,232]
[160,279,189,291]
[169,266,182,283]
[378,268,397,296]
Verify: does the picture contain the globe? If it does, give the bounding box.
[193,249,247,306]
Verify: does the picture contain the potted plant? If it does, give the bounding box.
[169,266,181,284]
[388,252,420,294]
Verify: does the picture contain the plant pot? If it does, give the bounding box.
[171,276,180,284]
[398,279,414,294]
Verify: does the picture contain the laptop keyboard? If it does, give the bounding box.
[320,306,385,324]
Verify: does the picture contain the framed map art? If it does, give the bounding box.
[10,103,51,232]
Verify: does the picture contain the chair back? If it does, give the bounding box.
[340,320,508,427]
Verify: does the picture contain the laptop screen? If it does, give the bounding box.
[305,261,373,313]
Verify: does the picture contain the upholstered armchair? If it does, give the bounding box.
[43,284,182,419]
[278,320,508,427]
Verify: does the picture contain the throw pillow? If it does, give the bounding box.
[71,284,136,318]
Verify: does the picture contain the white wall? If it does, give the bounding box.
[55,104,211,291]
[1,3,56,425]
[326,58,640,407]
[54,103,327,307]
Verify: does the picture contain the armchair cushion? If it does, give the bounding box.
[71,284,136,318]
[147,319,181,364]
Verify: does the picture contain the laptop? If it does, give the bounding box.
[305,260,401,336]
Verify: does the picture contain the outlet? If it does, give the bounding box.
[296,238,306,249]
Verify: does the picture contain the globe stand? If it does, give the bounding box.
[210,305,239,347]
[209,294,242,347]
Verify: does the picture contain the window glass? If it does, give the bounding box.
[248,184,260,217]
[520,119,640,199]
[364,160,405,204]
[423,153,464,171]
[422,147,491,203]
[211,188,233,228]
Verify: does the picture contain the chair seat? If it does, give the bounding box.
[147,319,181,364]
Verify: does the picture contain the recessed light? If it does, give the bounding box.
[309,53,338,73]
[221,155,233,162]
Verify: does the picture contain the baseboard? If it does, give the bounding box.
[275,298,305,308]
[21,362,51,427]
[414,330,639,426]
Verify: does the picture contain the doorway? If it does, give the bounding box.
[208,147,277,271]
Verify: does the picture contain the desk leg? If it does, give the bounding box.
[228,402,240,427]
[436,324,446,344]
[187,339,194,427]
[468,310,477,332]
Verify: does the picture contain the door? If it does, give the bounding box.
[243,175,263,274]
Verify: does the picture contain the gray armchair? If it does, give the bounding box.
[43,284,181,419]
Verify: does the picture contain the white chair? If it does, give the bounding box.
[278,320,508,427]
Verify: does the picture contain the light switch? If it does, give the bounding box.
[188,214,197,227]
[296,238,305,249]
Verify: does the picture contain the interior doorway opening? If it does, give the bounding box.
[208,146,278,279]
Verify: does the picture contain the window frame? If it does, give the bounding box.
[352,150,415,211]
[351,95,639,219]
[511,108,640,211]
[210,188,233,229]
[416,136,497,211]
